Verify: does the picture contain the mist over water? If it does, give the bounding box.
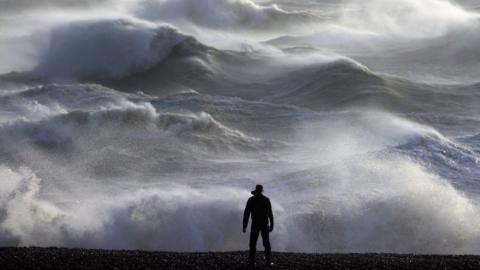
[1,0,480,254]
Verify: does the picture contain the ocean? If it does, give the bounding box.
[0,0,479,254]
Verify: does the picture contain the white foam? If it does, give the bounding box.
[1,154,479,253]
[0,168,251,250]
[0,166,64,246]
[276,155,480,253]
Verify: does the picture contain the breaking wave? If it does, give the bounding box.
[132,0,319,31]
[32,19,192,80]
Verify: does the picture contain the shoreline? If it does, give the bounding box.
[1,247,480,269]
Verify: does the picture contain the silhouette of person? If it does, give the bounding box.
[243,184,274,267]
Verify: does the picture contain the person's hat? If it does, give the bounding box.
[251,184,263,195]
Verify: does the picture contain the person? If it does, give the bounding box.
[243,184,274,267]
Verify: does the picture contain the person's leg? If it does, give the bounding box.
[260,227,271,265]
[249,226,260,265]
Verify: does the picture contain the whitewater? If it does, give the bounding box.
[0,0,480,254]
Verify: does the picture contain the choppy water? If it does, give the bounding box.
[0,0,480,254]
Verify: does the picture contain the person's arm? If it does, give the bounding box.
[243,199,251,233]
[268,199,274,232]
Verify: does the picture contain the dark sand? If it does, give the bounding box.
[1,247,480,270]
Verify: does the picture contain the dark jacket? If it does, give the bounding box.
[243,193,274,229]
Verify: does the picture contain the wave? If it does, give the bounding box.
[31,18,198,80]
[1,112,480,253]
[268,18,480,63]
[0,100,266,166]
[91,46,480,115]
[283,154,480,253]
[33,35,470,118]
[268,0,476,47]
[259,59,480,113]
[0,166,64,246]
[131,0,319,32]
[339,0,475,38]
[0,83,152,124]
[265,0,480,81]
[0,84,121,110]
[0,165,248,250]
[459,132,480,160]
[272,112,480,253]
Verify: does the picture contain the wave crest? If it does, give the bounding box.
[32,19,190,80]
[133,0,318,31]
